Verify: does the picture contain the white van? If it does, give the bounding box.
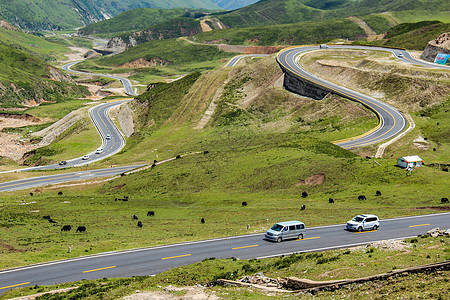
[346,214,379,232]
[265,220,306,242]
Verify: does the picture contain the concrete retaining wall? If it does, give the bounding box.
[280,67,331,100]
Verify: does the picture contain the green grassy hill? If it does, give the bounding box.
[74,38,236,81]
[358,21,450,50]
[211,0,259,10]
[0,43,88,107]
[108,18,203,49]
[0,21,69,61]
[194,18,364,45]
[213,0,450,28]
[0,0,220,31]
[78,8,208,37]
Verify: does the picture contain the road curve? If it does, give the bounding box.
[0,212,449,294]
[225,54,269,67]
[0,100,131,173]
[277,45,449,149]
[62,61,138,96]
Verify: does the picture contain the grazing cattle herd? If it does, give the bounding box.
[39,188,447,236]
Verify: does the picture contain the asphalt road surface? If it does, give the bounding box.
[269,45,448,149]
[0,100,131,174]
[1,212,448,294]
[0,165,144,192]
[225,54,269,67]
[62,61,138,96]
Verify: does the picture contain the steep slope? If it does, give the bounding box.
[0,20,68,61]
[0,0,220,31]
[0,44,88,107]
[105,18,202,51]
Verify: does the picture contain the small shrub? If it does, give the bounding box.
[317,256,340,265]
[202,257,216,262]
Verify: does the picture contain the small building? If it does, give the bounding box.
[397,155,424,168]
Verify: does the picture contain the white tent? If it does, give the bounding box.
[397,155,423,168]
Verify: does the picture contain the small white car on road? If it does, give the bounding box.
[95,148,103,154]
[82,155,89,160]
[346,214,379,232]
[106,134,111,140]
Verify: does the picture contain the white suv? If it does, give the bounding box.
[346,214,379,232]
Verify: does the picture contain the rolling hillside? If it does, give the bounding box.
[0,0,221,31]
[213,0,450,28]
[78,8,208,36]
[0,20,69,61]
[105,18,202,51]
[210,0,260,10]
[0,43,88,107]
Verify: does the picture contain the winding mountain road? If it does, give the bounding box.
[276,45,449,149]
[0,100,131,174]
[1,45,449,294]
[62,61,138,96]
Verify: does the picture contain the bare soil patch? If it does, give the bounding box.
[119,57,170,68]
[0,242,25,253]
[295,173,325,186]
[123,285,219,300]
[0,116,45,162]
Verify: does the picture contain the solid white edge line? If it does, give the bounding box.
[1,212,449,275]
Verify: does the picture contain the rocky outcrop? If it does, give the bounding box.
[105,37,128,52]
[420,32,450,62]
[46,67,76,84]
[114,103,134,138]
[83,50,102,59]
[118,57,171,68]
[105,18,202,52]
[0,19,21,31]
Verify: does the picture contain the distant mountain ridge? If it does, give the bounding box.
[0,0,221,31]
[213,0,450,28]
[210,0,260,10]
[78,8,205,36]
